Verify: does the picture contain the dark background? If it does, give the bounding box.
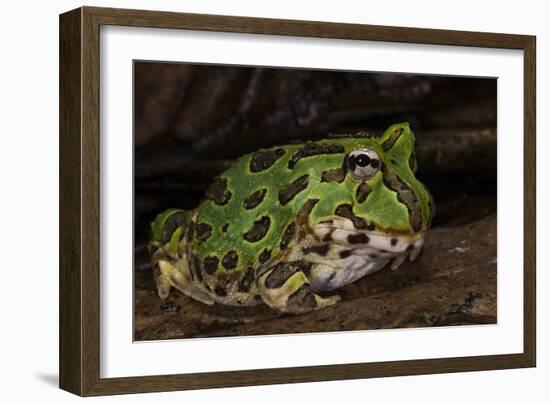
[133,62,497,340]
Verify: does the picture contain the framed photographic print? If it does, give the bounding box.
[59,6,536,396]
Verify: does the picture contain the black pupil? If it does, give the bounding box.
[355,154,371,167]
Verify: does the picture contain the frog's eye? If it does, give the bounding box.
[347,148,381,180]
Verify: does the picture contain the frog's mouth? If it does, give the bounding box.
[301,218,425,292]
[312,217,425,259]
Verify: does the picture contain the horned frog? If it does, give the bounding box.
[149,123,435,314]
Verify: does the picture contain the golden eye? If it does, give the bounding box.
[347,148,381,180]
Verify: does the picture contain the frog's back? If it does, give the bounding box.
[192,144,304,272]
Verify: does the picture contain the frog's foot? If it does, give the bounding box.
[258,261,341,314]
[155,259,214,305]
[393,240,423,269]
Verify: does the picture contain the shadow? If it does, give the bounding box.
[36,373,58,388]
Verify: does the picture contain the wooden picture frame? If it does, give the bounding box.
[59,6,536,396]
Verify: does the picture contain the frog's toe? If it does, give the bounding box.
[156,270,172,300]
[314,294,341,309]
[408,238,425,261]
[390,254,407,271]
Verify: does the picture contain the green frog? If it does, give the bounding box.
[148,123,435,314]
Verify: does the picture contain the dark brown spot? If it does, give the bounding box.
[390,159,397,165]
[303,244,330,256]
[321,168,345,183]
[258,248,271,264]
[381,127,404,151]
[221,223,229,232]
[319,220,333,225]
[186,221,195,242]
[243,188,267,210]
[264,261,310,289]
[238,267,256,293]
[341,154,350,175]
[286,284,317,310]
[296,198,320,239]
[205,177,232,205]
[222,250,239,270]
[195,222,212,243]
[160,212,186,244]
[356,182,371,203]
[214,285,227,297]
[279,174,309,206]
[367,223,376,231]
[288,143,345,169]
[409,151,417,173]
[243,216,271,243]
[250,148,286,172]
[369,253,379,259]
[322,230,334,242]
[297,199,319,225]
[203,256,219,275]
[347,233,369,244]
[280,222,296,250]
[383,169,422,232]
[339,250,352,259]
[191,254,203,282]
[335,204,367,229]
[391,238,398,246]
[407,244,415,251]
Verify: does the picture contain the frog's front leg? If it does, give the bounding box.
[154,257,214,305]
[258,261,341,314]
